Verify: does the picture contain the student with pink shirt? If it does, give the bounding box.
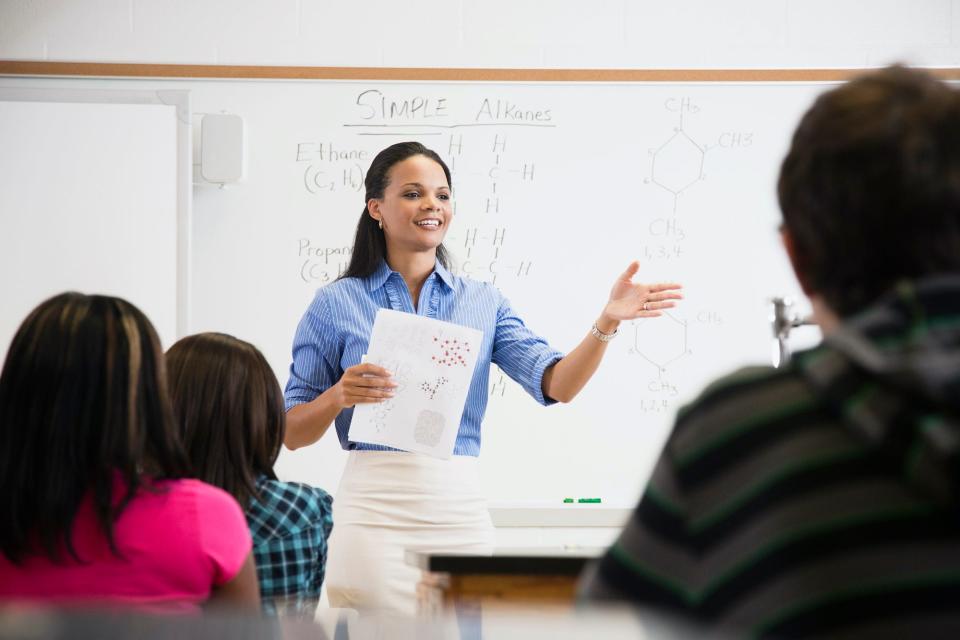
[0,293,260,613]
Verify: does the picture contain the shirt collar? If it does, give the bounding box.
[433,258,454,289]
[367,259,393,292]
[366,257,454,292]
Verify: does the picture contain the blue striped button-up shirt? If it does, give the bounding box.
[284,259,564,456]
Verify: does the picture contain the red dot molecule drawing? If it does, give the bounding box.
[431,336,470,368]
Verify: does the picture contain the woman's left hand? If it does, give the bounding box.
[602,260,683,321]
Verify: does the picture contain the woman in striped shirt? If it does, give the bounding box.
[283,141,682,614]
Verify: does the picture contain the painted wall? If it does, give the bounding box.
[2,0,959,70]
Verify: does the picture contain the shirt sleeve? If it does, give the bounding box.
[195,485,254,587]
[491,293,565,406]
[578,436,698,616]
[284,290,340,411]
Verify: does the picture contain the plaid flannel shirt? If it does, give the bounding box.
[246,475,333,616]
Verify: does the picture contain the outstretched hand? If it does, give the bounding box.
[603,261,683,322]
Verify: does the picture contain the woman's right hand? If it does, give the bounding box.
[332,363,397,409]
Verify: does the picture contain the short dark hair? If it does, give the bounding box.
[341,141,453,279]
[778,65,960,317]
[166,332,285,507]
[0,293,188,564]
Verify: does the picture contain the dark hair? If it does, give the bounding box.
[166,332,284,507]
[341,141,453,279]
[778,65,960,317]
[0,293,188,564]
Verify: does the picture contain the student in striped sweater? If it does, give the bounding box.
[581,65,960,638]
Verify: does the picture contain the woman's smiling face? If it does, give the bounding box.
[368,154,453,257]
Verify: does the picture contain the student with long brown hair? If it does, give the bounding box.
[0,293,259,612]
[166,332,333,615]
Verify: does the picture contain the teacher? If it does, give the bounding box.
[283,141,682,614]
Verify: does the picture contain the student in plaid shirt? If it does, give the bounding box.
[167,332,333,615]
[246,472,333,614]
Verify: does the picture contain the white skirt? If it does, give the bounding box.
[324,451,495,615]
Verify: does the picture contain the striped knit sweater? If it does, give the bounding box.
[581,276,960,639]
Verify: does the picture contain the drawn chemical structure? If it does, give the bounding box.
[432,337,470,368]
[371,399,395,433]
[420,376,450,400]
[370,360,411,432]
[458,256,533,286]
[450,226,533,286]
[460,226,507,259]
[446,133,536,214]
[629,311,692,381]
[645,98,710,214]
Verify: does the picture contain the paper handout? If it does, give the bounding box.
[349,308,483,458]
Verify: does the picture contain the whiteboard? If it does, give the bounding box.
[0,75,830,505]
[0,87,191,359]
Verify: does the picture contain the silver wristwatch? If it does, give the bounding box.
[590,323,618,343]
